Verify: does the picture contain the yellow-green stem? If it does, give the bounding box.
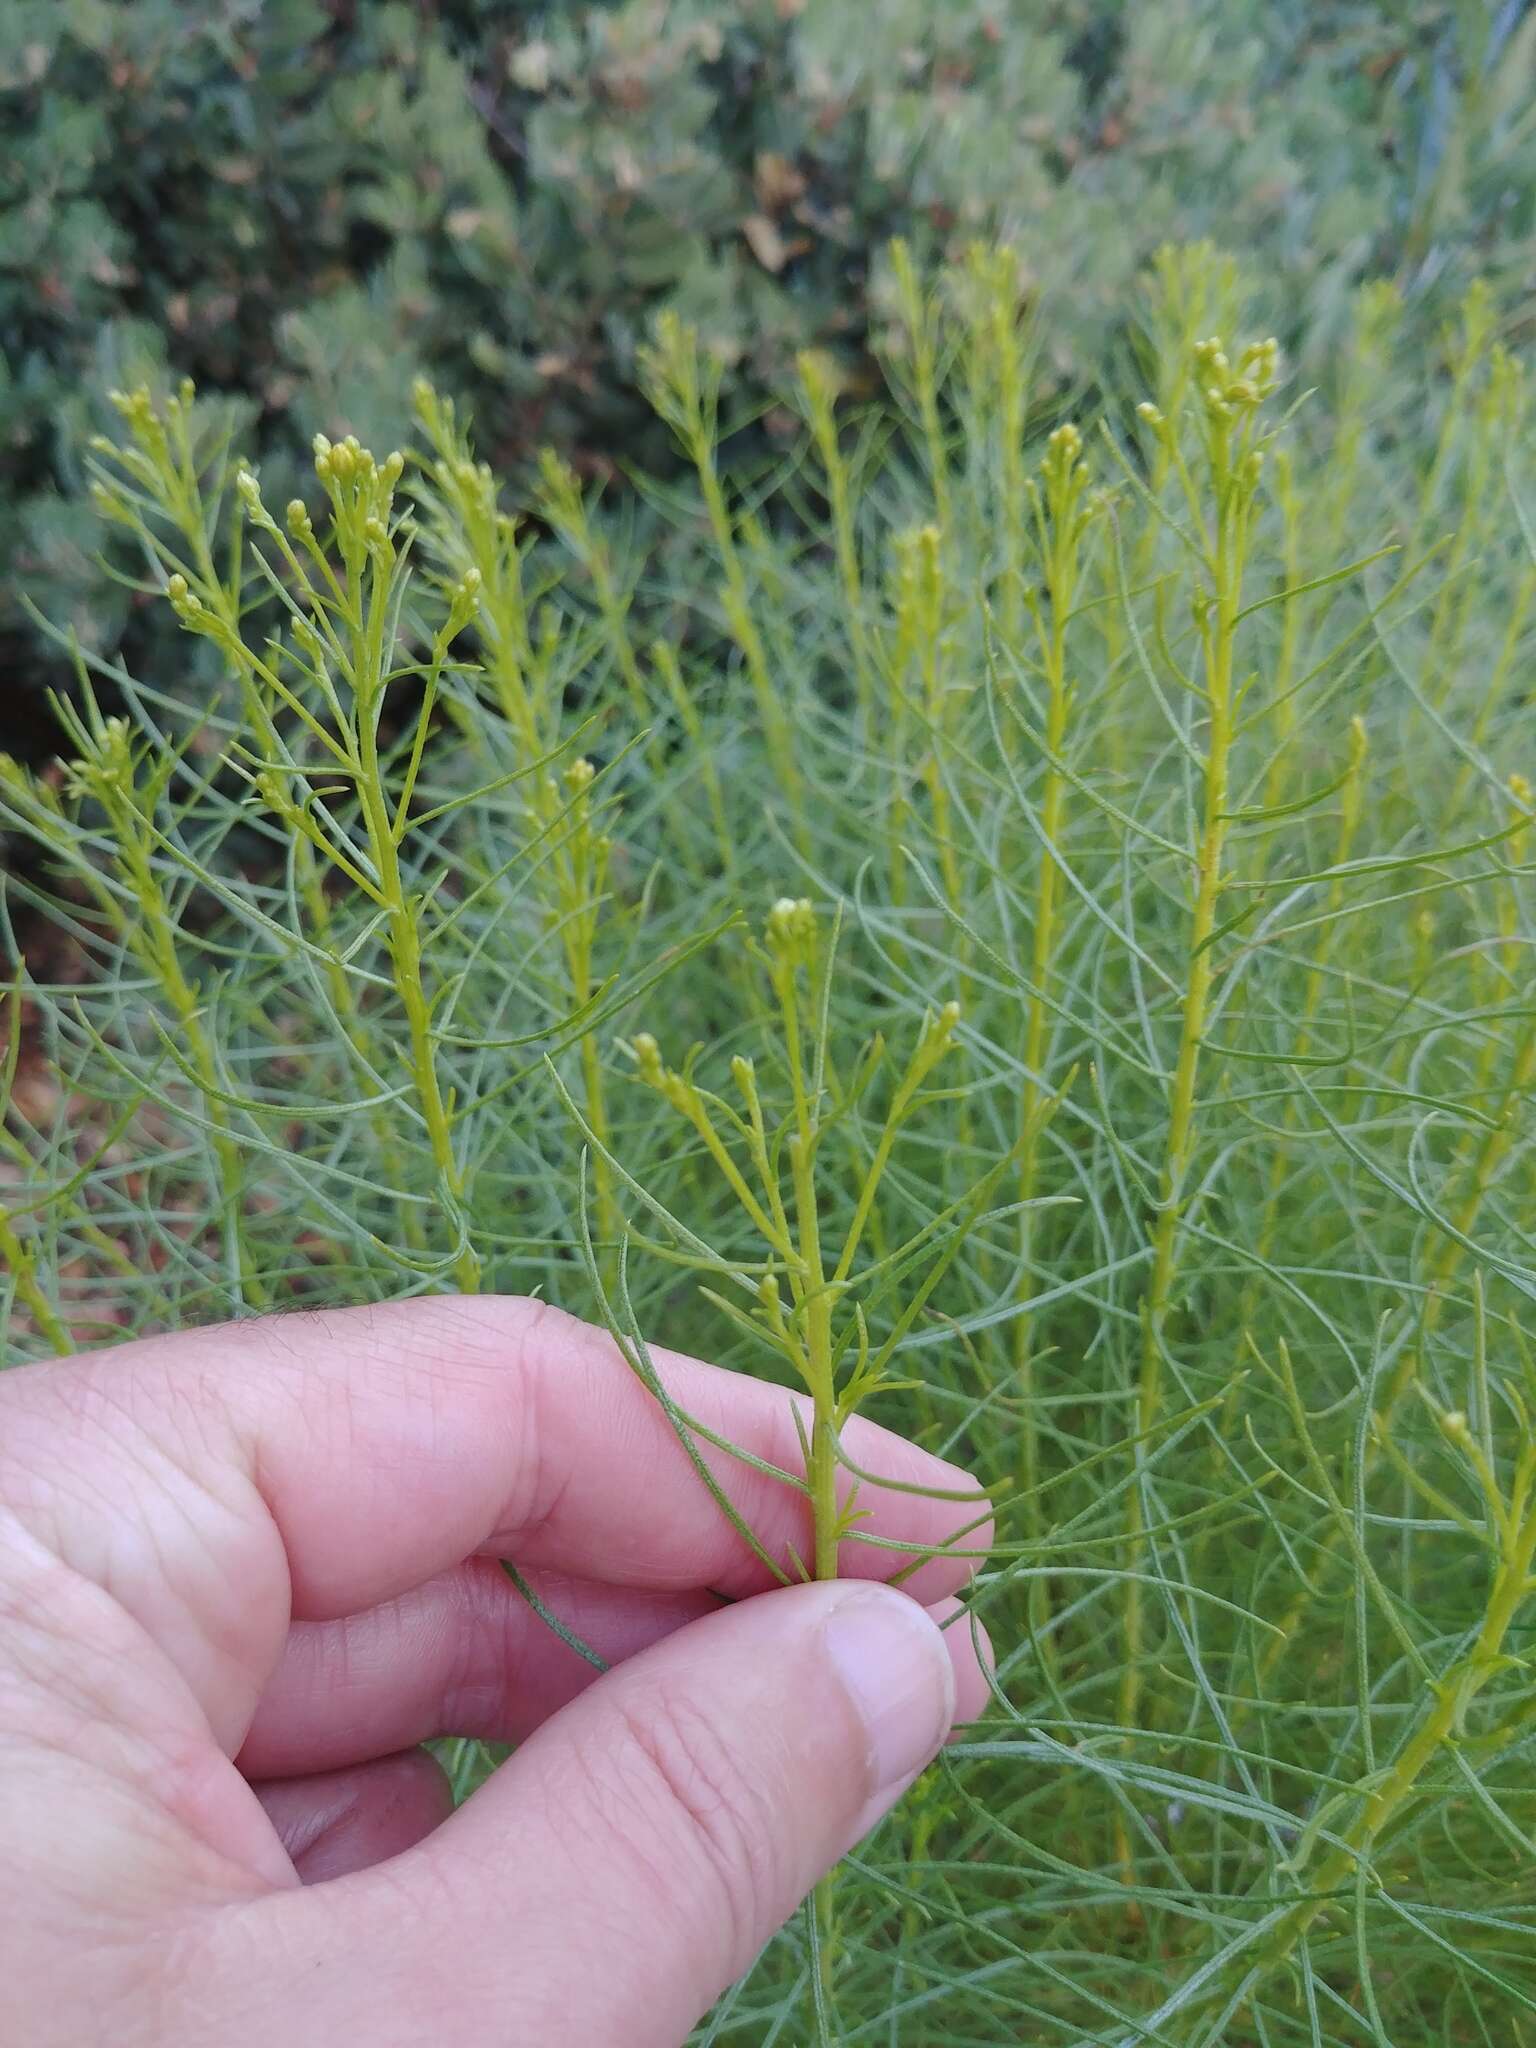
[993,276,1028,655]
[686,443,805,850]
[1122,511,1239,1749]
[799,355,872,733]
[567,919,618,1288]
[1241,1497,1536,2011]
[651,641,736,889]
[1014,473,1078,1507]
[355,679,480,1294]
[1249,718,1368,1288]
[0,1212,72,1355]
[127,837,264,1308]
[183,465,418,1254]
[1262,451,1303,811]
[892,242,953,541]
[780,955,843,2011]
[1260,907,1536,1687]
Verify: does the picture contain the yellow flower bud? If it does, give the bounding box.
[766,895,816,964]
[631,1032,665,1087]
[89,481,127,522]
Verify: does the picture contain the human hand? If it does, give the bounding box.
[0,1296,991,2046]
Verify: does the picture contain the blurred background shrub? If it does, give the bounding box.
[4,0,1534,755]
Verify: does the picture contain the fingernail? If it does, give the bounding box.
[823,1585,955,1817]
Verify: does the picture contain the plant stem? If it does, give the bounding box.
[646,320,805,846]
[891,240,953,541]
[125,831,264,1308]
[1122,401,1250,1759]
[1262,449,1303,812]
[798,352,872,735]
[0,1209,72,1354]
[1248,717,1369,1287]
[557,763,619,1288]
[989,250,1029,656]
[651,639,736,889]
[1015,428,1088,1518]
[536,451,656,751]
[1260,807,1535,1685]
[1124,657,1230,1634]
[353,610,480,1294]
[774,924,844,2016]
[1239,1478,1536,2014]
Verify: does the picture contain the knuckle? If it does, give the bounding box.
[610,1687,782,1961]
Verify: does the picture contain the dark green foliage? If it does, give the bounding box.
[4,0,1535,742]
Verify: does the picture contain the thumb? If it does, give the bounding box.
[431,1577,959,2045]
[227,1580,961,2048]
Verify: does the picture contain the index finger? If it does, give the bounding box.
[5,1296,991,1739]
[282,1296,991,1606]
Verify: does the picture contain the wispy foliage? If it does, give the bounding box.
[5,237,1536,2043]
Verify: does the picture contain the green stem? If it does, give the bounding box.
[666,379,805,849]
[1122,463,1242,1754]
[778,946,844,2013]
[0,1211,72,1355]
[992,264,1028,656]
[1014,450,1083,1509]
[1248,718,1368,1289]
[1242,1497,1536,2009]
[354,628,480,1294]
[1260,902,1536,1688]
[652,640,736,891]
[799,354,872,735]
[564,834,618,1291]
[126,835,264,1308]
[892,240,953,541]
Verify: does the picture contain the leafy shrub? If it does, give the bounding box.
[6,0,1536,747]
[5,235,1536,2039]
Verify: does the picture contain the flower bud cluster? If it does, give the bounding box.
[1039,419,1095,541]
[1193,334,1281,422]
[310,433,407,559]
[628,1031,692,1114]
[765,895,817,972]
[61,716,134,806]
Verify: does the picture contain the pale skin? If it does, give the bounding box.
[0,1294,992,2047]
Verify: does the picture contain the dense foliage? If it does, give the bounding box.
[4,233,1536,2040]
[6,0,1536,749]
